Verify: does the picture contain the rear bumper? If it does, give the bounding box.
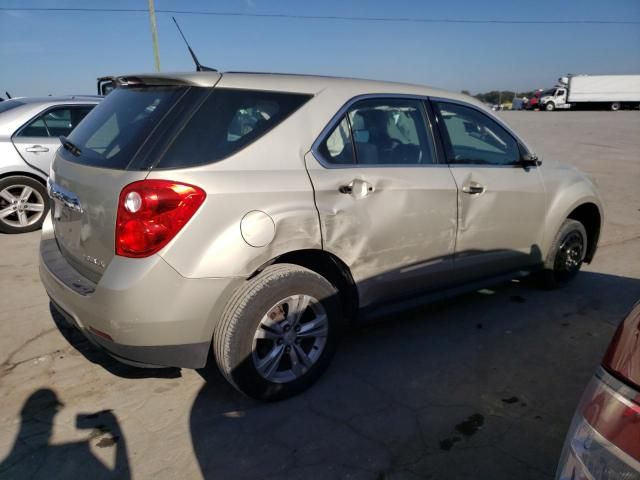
[39,216,242,369]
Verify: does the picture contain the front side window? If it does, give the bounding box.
[347,99,434,165]
[434,102,520,166]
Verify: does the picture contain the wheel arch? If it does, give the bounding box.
[0,170,47,186]
[566,202,602,263]
[251,249,359,322]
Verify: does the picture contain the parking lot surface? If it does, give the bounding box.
[1,111,639,479]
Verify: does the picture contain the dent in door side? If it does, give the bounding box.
[305,152,458,307]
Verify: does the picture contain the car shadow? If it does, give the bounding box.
[188,271,640,480]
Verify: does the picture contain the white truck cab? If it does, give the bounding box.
[541,74,640,111]
[540,85,569,111]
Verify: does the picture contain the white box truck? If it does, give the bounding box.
[539,74,640,111]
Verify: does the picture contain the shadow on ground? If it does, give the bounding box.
[0,389,129,479]
[188,271,640,480]
[2,272,638,480]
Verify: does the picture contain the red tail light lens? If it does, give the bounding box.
[116,180,205,258]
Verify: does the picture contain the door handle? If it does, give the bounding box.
[25,145,49,153]
[339,179,373,197]
[462,183,486,195]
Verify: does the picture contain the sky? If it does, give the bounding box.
[1,0,639,97]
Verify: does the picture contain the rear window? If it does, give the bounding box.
[155,89,312,169]
[0,99,25,114]
[64,87,187,169]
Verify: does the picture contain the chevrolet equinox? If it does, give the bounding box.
[40,72,603,400]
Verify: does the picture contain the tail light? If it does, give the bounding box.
[556,372,640,480]
[602,303,640,391]
[116,180,205,258]
[556,304,640,480]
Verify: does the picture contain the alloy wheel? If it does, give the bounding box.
[0,184,46,229]
[252,294,328,383]
[554,231,584,278]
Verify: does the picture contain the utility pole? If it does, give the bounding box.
[148,0,161,72]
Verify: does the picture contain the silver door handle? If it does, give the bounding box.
[462,183,486,194]
[25,145,49,153]
[339,179,373,197]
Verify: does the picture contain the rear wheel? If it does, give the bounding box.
[213,264,341,401]
[0,176,49,234]
[610,102,621,111]
[545,102,555,111]
[539,219,587,288]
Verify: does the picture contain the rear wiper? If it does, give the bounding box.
[60,136,81,157]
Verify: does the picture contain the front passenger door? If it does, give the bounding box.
[432,100,546,280]
[12,106,94,175]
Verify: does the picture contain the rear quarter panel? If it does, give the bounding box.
[148,101,323,279]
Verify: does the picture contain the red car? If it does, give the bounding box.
[556,302,640,479]
[526,90,543,110]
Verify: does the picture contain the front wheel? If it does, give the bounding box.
[545,102,555,111]
[539,219,588,288]
[213,264,342,401]
[0,175,49,234]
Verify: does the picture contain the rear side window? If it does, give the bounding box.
[347,98,434,165]
[18,106,94,138]
[317,98,435,166]
[317,117,355,165]
[156,89,311,169]
[19,117,48,137]
[64,87,187,169]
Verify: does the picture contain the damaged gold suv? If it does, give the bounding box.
[40,72,602,400]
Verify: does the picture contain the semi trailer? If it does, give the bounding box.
[540,74,640,111]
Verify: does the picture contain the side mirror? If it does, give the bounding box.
[521,152,541,167]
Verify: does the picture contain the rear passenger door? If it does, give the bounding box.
[431,100,546,280]
[12,105,94,174]
[305,97,459,308]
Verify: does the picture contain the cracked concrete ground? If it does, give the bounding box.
[1,111,639,479]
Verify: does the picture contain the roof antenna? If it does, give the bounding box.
[172,17,217,72]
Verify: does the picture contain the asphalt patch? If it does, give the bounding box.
[439,436,462,451]
[502,396,519,404]
[454,413,484,437]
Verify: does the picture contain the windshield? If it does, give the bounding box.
[63,87,188,169]
[542,89,556,97]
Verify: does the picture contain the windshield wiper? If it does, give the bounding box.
[60,136,81,157]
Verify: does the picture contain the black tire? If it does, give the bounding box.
[0,175,49,234]
[610,102,621,111]
[545,102,555,111]
[213,264,342,401]
[539,219,588,289]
